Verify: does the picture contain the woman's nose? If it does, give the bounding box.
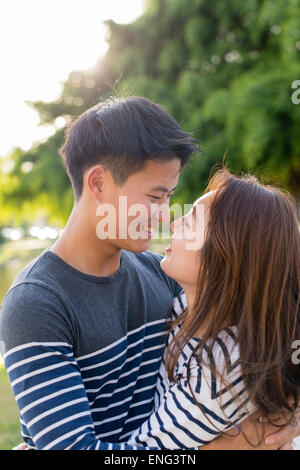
[170,220,175,233]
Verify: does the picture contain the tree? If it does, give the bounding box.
[1,0,300,226]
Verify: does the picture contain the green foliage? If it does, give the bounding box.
[1,0,300,226]
[0,131,73,226]
[0,366,20,450]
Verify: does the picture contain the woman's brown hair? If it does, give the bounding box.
[165,168,300,446]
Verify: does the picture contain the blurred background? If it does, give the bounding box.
[0,0,299,449]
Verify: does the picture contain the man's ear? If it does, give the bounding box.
[85,165,106,201]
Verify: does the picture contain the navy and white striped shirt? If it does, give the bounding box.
[0,248,182,450]
[128,292,256,449]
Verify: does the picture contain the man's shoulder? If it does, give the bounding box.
[124,249,182,297]
[8,249,60,290]
[10,253,43,287]
[124,249,163,266]
[124,249,167,279]
[0,250,67,327]
[0,259,71,357]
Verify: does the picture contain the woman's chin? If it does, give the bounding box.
[160,255,174,278]
[160,254,187,287]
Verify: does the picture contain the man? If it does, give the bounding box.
[0,97,298,450]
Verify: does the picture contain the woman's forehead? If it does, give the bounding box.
[194,190,215,207]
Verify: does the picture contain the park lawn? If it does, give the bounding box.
[0,365,21,450]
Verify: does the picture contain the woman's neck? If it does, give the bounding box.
[180,284,196,313]
[179,283,208,338]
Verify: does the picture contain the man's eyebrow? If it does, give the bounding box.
[150,185,177,193]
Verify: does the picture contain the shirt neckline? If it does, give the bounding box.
[43,248,127,283]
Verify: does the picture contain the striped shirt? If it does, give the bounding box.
[127,292,256,449]
[0,249,182,450]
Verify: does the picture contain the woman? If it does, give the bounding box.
[127,168,300,449]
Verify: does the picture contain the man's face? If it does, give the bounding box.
[95,158,181,252]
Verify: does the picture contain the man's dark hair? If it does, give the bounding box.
[59,96,198,200]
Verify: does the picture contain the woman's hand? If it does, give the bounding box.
[259,406,300,450]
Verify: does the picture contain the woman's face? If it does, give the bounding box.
[161,192,213,287]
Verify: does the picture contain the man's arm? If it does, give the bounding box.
[14,411,299,451]
[0,282,158,450]
[4,337,158,450]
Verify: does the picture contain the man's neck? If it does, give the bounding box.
[50,203,122,277]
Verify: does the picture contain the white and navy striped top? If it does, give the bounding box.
[127,292,256,449]
[0,249,182,450]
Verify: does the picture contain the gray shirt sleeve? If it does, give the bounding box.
[0,281,74,355]
[0,282,156,450]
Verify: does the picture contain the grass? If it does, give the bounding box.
[0,366,21,450]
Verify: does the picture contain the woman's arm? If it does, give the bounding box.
[127,342,255,449]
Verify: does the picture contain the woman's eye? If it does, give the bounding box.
[148,195,161,200]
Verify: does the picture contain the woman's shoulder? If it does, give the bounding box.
[170,289,187,319]
[193,327,240,376]
[167,291,241,380]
